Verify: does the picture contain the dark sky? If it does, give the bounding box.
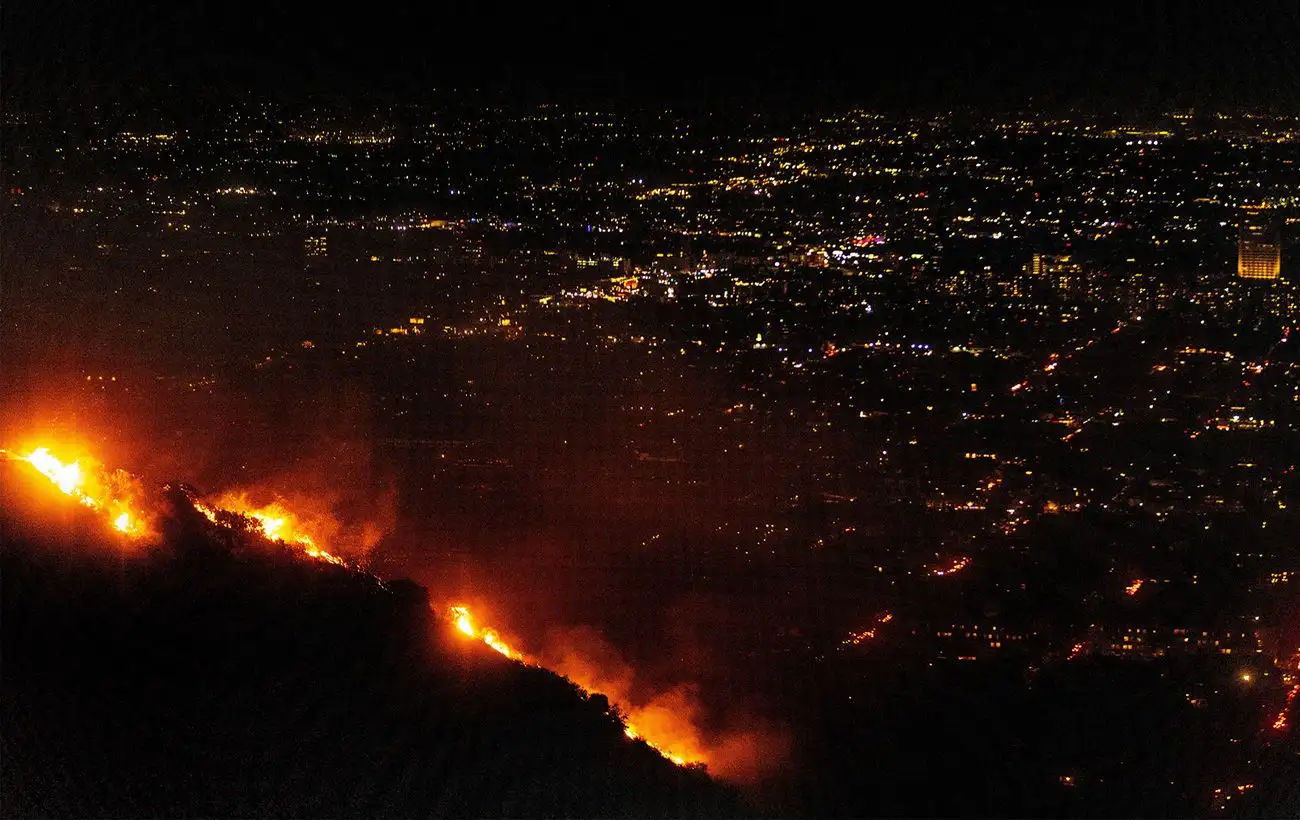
[4,1,1300,110]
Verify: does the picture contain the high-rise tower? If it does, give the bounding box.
[1238,206,1281,281]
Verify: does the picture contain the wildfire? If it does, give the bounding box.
[840,612,895,649]
[449,605,523,661]
[447,604,704,769]
[1125,579,1144,596]
[931,556,970,577]
[4,446,147,537]
[1272,684,1300,732]
[6,441,715,772]
[623,724,687,766]
[5,444,349,568]
[208,493,349,568]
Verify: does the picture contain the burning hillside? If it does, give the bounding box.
[0,441,767,782]
[2,447,149,538]
[0,442,748,817]
[447,604,721,769]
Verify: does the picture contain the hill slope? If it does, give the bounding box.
[0,476,748,817]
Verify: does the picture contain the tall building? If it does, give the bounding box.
[1029,253,1045,278]
[1238,206,1281,281]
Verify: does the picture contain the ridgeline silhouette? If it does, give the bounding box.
[0,467,749,817]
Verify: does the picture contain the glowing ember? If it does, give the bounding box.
[447,604,703,767]
[840,612,894,649]
[1125,579,1144,596]
[931,556,970,577]
[1272,684,1300,731]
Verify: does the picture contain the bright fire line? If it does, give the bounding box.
[5,444,347,567]
[447,604,699,768]
[3,446,144,537]
[7,443,699,769]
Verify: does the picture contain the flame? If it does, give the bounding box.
[192,500,220,524]
[6,443,349,567]
[449,605,524,661]
[209,493,348,567]
[1125,579,1144,596]
[20,448,94,504]
[6,446,147,537]
[931,556,970,577]
[447,604,704,768]
[6,441,724,772]
[1272,684,1299,731]
[840,612,894,649]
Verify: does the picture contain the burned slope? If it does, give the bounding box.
[0,483,747,817]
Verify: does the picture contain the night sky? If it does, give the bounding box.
[4,2,1300,109]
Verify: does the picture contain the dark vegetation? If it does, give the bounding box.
[0,470,747,817]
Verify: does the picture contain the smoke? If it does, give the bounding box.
[210,476,397,563]
[540,624,790,783]
[192,381,399,562]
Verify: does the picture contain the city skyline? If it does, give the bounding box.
[4,10,1300,817]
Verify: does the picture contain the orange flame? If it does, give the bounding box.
[449,605,524,661]
[840,612,894,649]
[1272,684,1299,731]
[6,446,148,538]
[209,493,348,567]
[1125,579,1144,596]
[5,442,735,774]
[6,443,350,568]
[931,556,970,577]
[447,604,704,768]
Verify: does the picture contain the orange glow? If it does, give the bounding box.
[192,500,220,524]
[7,443,349,565]
[931,556,970,577]
[447,604,705,768]
[6,446,149,538]
[1272,684,1299,731]
[21,448,92,503]
[1125,579,1144,596]
[840,612,894,648]
[448,605,525,661]
[211,493,348,567]
[7,440,735,775]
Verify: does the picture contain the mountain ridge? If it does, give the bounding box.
[0,467,749,817]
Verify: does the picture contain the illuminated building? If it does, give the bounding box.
[1029,253,1045,278]
[305,235,328,258]
[1237,206,1281,280]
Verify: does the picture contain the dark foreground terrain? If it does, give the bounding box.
[0,470,747,817]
